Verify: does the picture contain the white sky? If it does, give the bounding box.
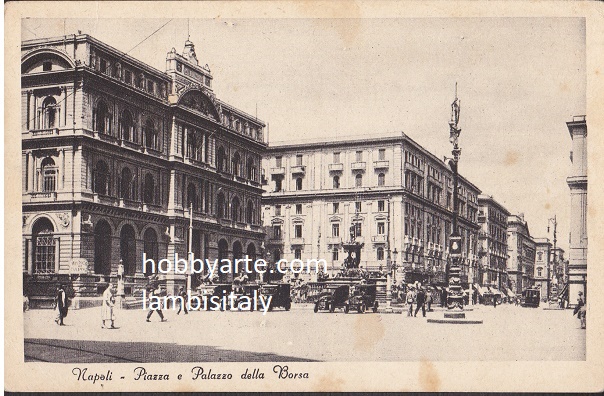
[22,17,586,251]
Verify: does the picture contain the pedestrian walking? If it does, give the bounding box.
[177,286,188,315]
[573,291,586,329]
[406,286,415,317]
[54,284,69,326]
[414,288,426,317]
[493,296,497,308]
[426,289,433,312]
[101,284,116,329]
[146,286,166,322]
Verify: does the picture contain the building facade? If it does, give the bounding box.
[477,195,510,293]
[533,238,552,300]
[22,34,266,305]
[261,133,481,287]
[506,214,536,294]
[566,115,587,305]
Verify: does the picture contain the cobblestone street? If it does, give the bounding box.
[24,303,585,362]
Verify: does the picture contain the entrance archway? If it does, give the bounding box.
[94,220,112,275]
[120,225,136,275]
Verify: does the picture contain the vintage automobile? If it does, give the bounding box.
[196,284,232,310]
[259,283,292,311]
[521,288,541,308]
[231,284,261,311]
[346,284,379,313]
[314,284,350,313]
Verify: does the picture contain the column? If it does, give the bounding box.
[29,92,36,130]
[201,132,207,163]
[59,149,65,190]
[27,239,34,275]
[54,238,60,273]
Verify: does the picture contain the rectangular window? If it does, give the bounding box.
[378,200,385,212]
[147,80,154,94]
[296,154,303,166]
[356,151,363,162]
[356,223,362,237]
[377,222,385,235]
[273,225,282,239]
[355,202,362,212]
[275,156,282,167]
[332,249,339,261]
[295,249,302,260]
[296,204,302,214]
[378,149,386,160]
[333,202,339,214]
[294,224,303,238]
[100,59,107,73]
[275,205,281,216]
[332,223,340,237]
[275,178,282,192]
[124,70,132,84]
[333,152,340,163]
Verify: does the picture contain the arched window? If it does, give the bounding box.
[41,157,57,192]
[377,247,385,261]
[143,228,158,276]
[119,167,134,200]
[355,173,363,187]
[232,196,241,222]
[143,173,155,204]
[247,243,257,281]
[42,97,57,129]
[94,101,112,135]
[246,157,256,181]
[93,160,110,196]
[218,239,229,282]
[144,119,158,150]
[216,147,227,172]
[120,224,136,275]
[232,152,241,177]
[296,177,303,191]
[32,217,56,274]
[333,175,340,189]
[246,200,254,224]
[187,183,197,211]
[94,220,112,275]
[216,192,226,219]
[120,110,135,143]
[378,173,385,187]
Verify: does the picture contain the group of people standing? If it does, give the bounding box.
[405,284,433,317]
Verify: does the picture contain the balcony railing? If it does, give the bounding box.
[327,236,342,245]
[373,160,389,169]
[351,162,366,171]
[270,167,285,175]
[29,191,57,201]
[291,165,306,175]
[328,163,344,172]
[30,128,59,137]
[372,234,387,244]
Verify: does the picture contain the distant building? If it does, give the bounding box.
[477,195,510,293]
[533,238,552,299]
[261,133,481,287]
[566,115,587,305]
[507,214,536,294]
[21,34,266,306]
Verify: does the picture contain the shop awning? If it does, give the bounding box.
[476,286,486,296]
[506,288,515,298]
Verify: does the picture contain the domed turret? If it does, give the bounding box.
[183,40,198,65]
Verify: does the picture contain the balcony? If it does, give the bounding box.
[351,162,366,171]
[30,128,59,137]
[290,237,305,245]
[372,234,387,244]
[327,236,342,245]
[477,212,486,223]
[291,165,306,175]
[29,191,57,201]
[373,160,389,169]
[269,234,283,243]
[328,163,344,172]
[270,167,285,175]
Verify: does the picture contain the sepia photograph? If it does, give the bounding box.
[5,1,604,393]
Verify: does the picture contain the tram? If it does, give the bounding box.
[521,288,541,308]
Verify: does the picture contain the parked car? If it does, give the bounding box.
[314,284,350,313]
[347,284,378,313]
[260,283,292,311]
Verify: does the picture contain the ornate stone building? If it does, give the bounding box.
[566,115,587,305]
[506,214,536,294]
[261,133,481,287]
[477,195,510,295]
[533,238,552,299]
[21,34,266,306]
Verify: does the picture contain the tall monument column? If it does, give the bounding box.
[566,115,587,306]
